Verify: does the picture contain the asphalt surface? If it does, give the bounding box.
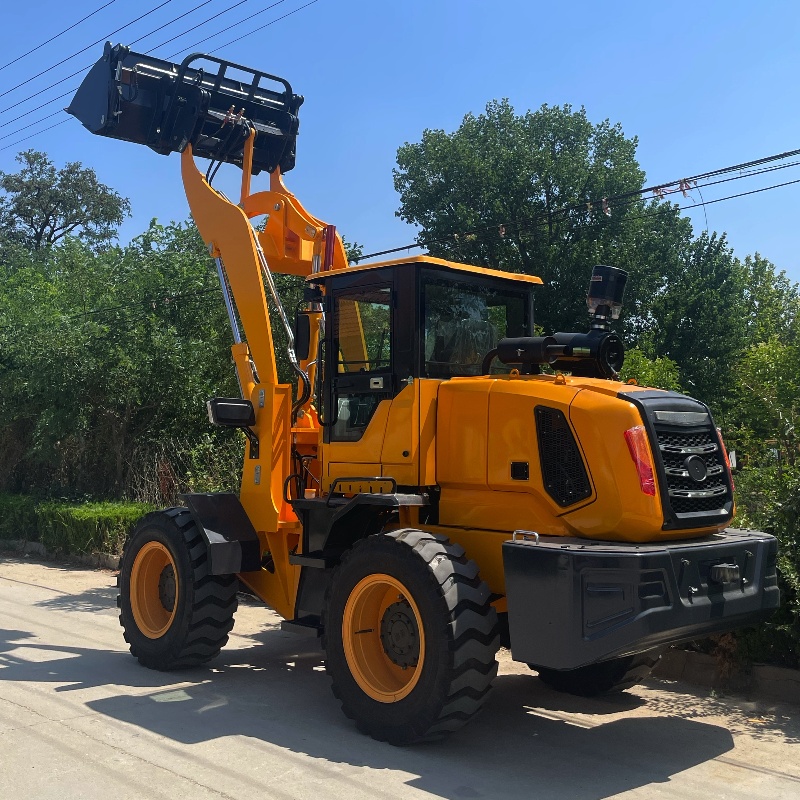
[0,555,798,800]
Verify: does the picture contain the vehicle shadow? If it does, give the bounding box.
[0,622,741,800]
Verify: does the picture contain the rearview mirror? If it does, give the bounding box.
[206,398,256,427]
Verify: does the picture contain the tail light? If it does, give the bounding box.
[624,426,656,496]
[717,427,735,491]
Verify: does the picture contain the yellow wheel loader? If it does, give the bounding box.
[69,44,779,744]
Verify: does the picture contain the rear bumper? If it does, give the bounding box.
[503,528,779,670]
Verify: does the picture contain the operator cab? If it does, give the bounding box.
[309,256,541,443]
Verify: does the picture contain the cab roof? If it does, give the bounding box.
[308,255,543,285]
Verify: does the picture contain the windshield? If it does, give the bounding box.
[421,272,531,377]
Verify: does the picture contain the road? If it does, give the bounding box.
[0,555,798,800]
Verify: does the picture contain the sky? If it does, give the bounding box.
[1,0,799,285]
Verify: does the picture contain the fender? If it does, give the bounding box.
[180,493,262,575]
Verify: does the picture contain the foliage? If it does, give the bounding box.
[35,500,153,556]
[0,493,152,557]
[0,219,238,497]
[0,150,130,250]
[395,100,696,339]
[0,493,39,540]
[618,348,682,392]
[644,232,747,403]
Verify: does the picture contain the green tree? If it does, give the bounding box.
[645,232,747,403]
[619,348,682,391]
[0,220,238,496]
[740,253,800,345]
[0,150,130,250]
[394,100,692,335]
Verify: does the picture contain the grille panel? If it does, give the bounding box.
[535,406,592,507]
[652,424,732,519]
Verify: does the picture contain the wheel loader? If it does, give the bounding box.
[68,44,780,744]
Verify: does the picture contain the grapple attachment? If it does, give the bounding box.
[67,42,303,174]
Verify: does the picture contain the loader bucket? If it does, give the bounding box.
[67,42,303,174]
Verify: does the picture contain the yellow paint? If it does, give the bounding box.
[342,573,425,702]
[436,380,491,489]
[418,379,440,486]
[322,254,543,285]
[130,541,178,639]
[178,140,732,628]
[381,383,418,485]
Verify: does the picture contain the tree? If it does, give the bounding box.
[645,232,748,404]
[394,100,673,334]
[0,150,130,250]
[619,348,682,392]
[740,253,800,345]
[0,220,238,496]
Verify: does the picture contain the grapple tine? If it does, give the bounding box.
[67,42,303,174]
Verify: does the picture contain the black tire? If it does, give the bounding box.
[118,507,238,670]
[323,529,500,745]
[533,649,664,697]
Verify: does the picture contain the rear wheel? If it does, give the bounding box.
[323,529,499,744]
[533,649,664,697]
[118,508,238,670]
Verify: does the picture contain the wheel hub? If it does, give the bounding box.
[380,600,420,668]
[158,565,176,612]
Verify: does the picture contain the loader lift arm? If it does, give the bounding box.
[68,43,347,617]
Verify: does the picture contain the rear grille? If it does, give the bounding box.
[652,425,732,518]
[535,406,592,507]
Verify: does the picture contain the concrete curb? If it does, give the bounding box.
[0,538,119,571]
[653,647,800,705]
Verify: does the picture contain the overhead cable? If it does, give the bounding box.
[359,149,800,260]
[0,1,117,73]
[0,0,175,101]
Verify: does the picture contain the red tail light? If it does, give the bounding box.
[624,426,656,496]
[717,427,735,491]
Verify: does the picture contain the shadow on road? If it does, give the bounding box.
[0,622,744,800]
[4,574,798,799]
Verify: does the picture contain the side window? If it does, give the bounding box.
[331,286,393,442]
[336,287,392,373]
[423,278,528,378]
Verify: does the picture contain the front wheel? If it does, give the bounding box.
[118,508,238,670]
[323,529,500,744]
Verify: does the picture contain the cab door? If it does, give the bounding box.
[323,283,396,483]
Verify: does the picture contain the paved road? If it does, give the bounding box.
[0,555,798,800]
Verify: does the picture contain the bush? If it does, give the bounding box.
[35,500,153,556]
[732,463,800,669]
[0,494,154,555]
[0,492,39,540]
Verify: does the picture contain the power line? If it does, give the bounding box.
[164,0,287,58]
[0,0,232,120]
[359,149,800,260]
[147,0,251,54]
[0,1,116,73]
[0,0,176,102]
[128,0,216,50]
[210,0,319,53]
[0,89,74,131]
[0,110,62,144]
[0,0,293,124]
[0,0,245,130]
[0,118,69,153]
[0,0,321,150]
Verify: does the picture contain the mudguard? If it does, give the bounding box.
[180,493,262,575]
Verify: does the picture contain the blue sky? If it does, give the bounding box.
[2,0,799,284]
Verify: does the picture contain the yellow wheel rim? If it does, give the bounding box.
[130,541,179,639]
[342,573,425,703]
